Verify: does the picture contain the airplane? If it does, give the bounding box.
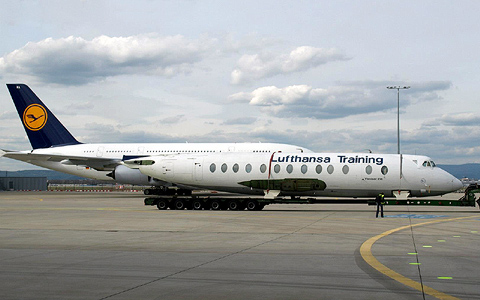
[124,151,463,202]
[1,84,310,193]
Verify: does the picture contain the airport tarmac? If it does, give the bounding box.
[0,191,478,300]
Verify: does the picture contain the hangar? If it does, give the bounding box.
[0,177,47,191]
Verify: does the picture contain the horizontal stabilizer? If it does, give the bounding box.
[3,151,119,171]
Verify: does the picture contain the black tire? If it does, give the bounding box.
[228,200,241,211]
[192,200,203,210]
[246,200,259,211]
[157,199,168,210]
[210,200,222,210]
[173,199,185,210]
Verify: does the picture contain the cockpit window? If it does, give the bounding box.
[422,160,436,167]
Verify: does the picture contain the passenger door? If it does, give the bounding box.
[194,158,203,181]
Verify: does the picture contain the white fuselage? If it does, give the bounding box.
[5,143,310,181]
[127,152,463,198]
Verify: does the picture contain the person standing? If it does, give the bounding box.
[375,192,385,218]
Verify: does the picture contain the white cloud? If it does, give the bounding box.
[437,113,480,126]
[84,122,118,134]
[0,35,215,85]
[230,46,349,85]
[231,81,452,119]
[0,111,18,120]
[222,117,258,125]
[159,115,186,125]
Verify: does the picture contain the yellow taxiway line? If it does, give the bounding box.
[360,215,477,300]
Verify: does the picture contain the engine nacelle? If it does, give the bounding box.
[108,165,170,186]
[108,165,150,185]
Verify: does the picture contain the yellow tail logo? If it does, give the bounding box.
[23,104,48,131]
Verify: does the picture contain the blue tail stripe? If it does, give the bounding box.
[7,84,81,149]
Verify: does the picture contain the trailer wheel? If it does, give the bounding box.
[210,200,222,210]
[173,199,185,210]
[192,200,203,210]
[157,199,168,210]
[246,200,259,211]
[144,189,151,195]
[228,200,241,210]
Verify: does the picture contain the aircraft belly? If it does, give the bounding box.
[27,160,113,181]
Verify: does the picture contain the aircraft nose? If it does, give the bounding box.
[452,177,463,191]
[438,168,463,193]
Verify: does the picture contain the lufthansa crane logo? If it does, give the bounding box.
[23,104,48,131]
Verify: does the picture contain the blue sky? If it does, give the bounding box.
[1,0,479,170]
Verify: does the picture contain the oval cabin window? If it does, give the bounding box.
[327,165,334,174]
[381,166,388,175]
[260,164,267,173]
[286,164,293,174]
[365,165,372,175]
[301,164,308,174]
[274,164,280,173]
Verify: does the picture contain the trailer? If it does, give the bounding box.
[144,184,479,211]
[144,195,317,211]
[144,194,378,211]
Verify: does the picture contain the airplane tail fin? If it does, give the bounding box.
[6,84,81,149]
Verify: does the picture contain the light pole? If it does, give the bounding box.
[387,86,410,154]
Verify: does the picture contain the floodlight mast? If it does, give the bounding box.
[386,86,410,154]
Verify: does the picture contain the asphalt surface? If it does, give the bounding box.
[0,191,478,300]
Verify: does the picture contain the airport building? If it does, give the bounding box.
[0,177,47,191]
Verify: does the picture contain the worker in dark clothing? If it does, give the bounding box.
[375,192,385,218]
